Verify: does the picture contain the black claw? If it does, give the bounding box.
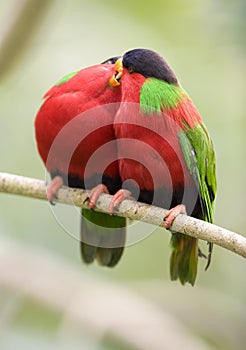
[83,196,89,205]
[198,243,213,271]
[205,243,213,271]
[133,203,139,215]
[198,248,207,259]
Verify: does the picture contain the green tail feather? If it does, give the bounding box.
[80,208,126,267]
[170,233,198,286]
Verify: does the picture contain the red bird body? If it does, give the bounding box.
[108,49,216,285]
[35,62,126,267]
[114,70,199,211]
[35,64,121,186]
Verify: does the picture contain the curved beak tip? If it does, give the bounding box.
[109,58,123,87]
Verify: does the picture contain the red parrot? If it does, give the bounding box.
[35,48,216,285]
[35,58,126,267]
[108,49,216,285]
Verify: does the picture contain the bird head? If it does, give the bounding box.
[108,48,178,87]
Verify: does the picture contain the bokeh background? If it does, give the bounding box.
[0,0,245,349]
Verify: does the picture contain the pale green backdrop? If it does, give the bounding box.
[0,1,245,349]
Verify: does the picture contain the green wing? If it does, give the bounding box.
[55,70,80,86]
[139,78,216,284]
[140,78,216,222]
[179,123,217,223]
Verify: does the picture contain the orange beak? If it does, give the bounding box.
[109,58,123,87]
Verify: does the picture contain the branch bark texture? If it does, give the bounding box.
[0,172,246,259]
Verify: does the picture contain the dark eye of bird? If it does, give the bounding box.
[128,66,134,73]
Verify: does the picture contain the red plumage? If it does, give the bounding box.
[164,95,201,129]
[114,70,195,193]
[35,62,129,268]
[35,64,122,184]
[34,48,215,281]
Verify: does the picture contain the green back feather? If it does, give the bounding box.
[140,78,186,114]
[55,70,80,86]
[178,124,216,223]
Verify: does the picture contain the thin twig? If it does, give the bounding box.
[0,172,246,259]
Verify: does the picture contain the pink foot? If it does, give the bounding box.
[47,176,64,203]
[109,189,132,214]
[88,184,109,209]
[163,204,186,229]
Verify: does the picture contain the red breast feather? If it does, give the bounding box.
[35,64,122,181]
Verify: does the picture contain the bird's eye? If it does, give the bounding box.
[128,66,134,73]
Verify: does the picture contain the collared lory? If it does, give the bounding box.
[35,48,217,285]
[35,59,126,267]
[108,49,216,285]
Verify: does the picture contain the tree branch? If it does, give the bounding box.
[0,172,246,259]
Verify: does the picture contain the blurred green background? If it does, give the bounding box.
[0,0,245,349]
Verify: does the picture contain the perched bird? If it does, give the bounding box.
[35,48,216,285]
[108,48,216,285]
[35,60,126,267]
